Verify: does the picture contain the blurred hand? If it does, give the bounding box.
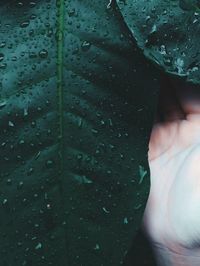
[142,78,200,266]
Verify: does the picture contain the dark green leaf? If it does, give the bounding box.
[0,1,160,265]
[117,0,200,85]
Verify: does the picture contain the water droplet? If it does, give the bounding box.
[27,168,34,175]
[163,55,173,66]
[159,45,167,55]
[46,203,51,210]
[6,179,12,185]
[68,8,76,16]
[0,42,6,48]
[8,121,14,127]
[175,58,184,74]
[138,165,147,184]
[29,1,36,8]
[81,41,91,52]
[35,151,41,160]
[24,107,28,116]
[77,154,82,160]
[35,243,42,250]
[0,53,4,61]
[16,1,24,7]
[102,207,110,213]
[11,56,17,61]
[107,0,114,8]
[31,121,36,128]
[0,100,6,109]
[20,21,30,28]
[29,52,37,59]
[91,129,98,135]
[39,49,48,59]
[18,181,24,189]
[134,203,142,210]
[94,243,100,250]
[46,160,54,168]
[0,63,7,69]
[2,199,8,205]
[123,217,128,224]
[108,118,113,126]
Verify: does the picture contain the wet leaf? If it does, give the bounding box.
[0,1,160,265]
[117,0,200,84]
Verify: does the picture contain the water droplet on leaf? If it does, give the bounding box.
[81,41,91,52]
[39,49,48,59]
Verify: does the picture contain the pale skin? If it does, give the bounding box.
[142,77,200,266]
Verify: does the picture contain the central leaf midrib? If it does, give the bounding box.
[57,0,70,263]
[57,0,64,159]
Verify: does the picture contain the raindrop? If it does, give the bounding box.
[108,118,113,126]
[159,45,167,55]
[29,1,36,8]
[46,160,54,168]
[138,165,147,184]
[0,53,4,61]
[77,154,82,160]
[39,49,48,59]
[0,63,7,69]
[11,56,17,61]
[107,0,112,9]
[8,121,14,127]
[175,58,184,74]
[0,100,6,109]
[102,207,110,213]
[24,107,28,116]
[6,179,12,185]
[27,168,34,175]
[94,244,100,250]
[35,151,41,160]
[47,29,53,37]
[81,41,91,52]
[123,217,128,224]
[35,243,42,250]
[29,52,37,58]
[2,199,8,205]
[20,21,30,28]
[31,121,36,128]
[16,2,24,7]
[18,181,24,189]
[134,203,142,210]
[68,8,76,16]
[163,55,173,66]
[0,42,6,48]
[91,128,98,135]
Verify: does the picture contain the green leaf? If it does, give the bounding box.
[117,0,200,85]
[0,1,160,265]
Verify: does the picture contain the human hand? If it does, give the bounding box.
[142,78,200,266]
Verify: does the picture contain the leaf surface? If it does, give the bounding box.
[117,0,200,85]
[0,1,160,265]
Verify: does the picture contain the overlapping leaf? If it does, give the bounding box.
[117,0,200,85]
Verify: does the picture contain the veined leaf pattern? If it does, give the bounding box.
[0,1,160,265]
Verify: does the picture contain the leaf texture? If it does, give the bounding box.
[0,1,160,265]
[117,0,200,85]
